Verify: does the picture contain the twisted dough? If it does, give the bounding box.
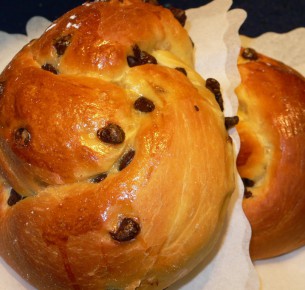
[0,1,234,289]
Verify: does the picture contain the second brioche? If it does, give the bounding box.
[236,47,305,260]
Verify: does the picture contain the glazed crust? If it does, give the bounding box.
[237,48,305,260]
[0,1,234,289]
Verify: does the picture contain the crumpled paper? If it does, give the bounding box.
[0,1,260,289]
[241,28,305,290]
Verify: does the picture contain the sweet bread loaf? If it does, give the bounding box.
[0,1,235,288]
[237,47,305,260]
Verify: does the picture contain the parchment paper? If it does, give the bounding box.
[169,1,258,289]
[241,28,305,290]
[0,1,259,289]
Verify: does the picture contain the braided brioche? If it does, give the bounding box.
[237,47,305,260]
[0,1,234,289]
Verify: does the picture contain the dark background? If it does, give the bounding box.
[0,0,305,37]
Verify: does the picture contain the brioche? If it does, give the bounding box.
[237,47,305,260]
[0,1,234,289]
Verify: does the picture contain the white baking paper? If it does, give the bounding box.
[169,1,259,290]
[0,1,259,289]
[241,28,305,290]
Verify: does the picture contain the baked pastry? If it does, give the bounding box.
[0,1,235,289]
[237,47,305,260]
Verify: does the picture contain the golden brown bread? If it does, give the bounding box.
[0,1,234,289]
[236,47,305,260]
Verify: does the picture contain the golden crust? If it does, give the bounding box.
[237,48,305,260]
[0,1,234,289]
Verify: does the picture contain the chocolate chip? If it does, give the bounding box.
[205,78,220,91]
[132,45,154,64]
[242,177,255,199]
[132,45,141,59]
[137,52,157,65]
[175,67,187,76]
[97,124,125,144]
[167,6,187,27]
[242,48,258,61]
[41,63,58,75]
[14,128,31,147]
[225,116,239,130]
[110,217,141,242]
[127,45,157,67]
[194,105,199,111]
[244,189,253,199]
[7,189,23,206]
[0,81,5,95]
[90,172,107,183]
[118,149,135,171]
[242,177,255,188]
[213,90,224,111]
[126,56,139,67]
[134,96,155,113]
[54,34,72,56]
[205,78,224,111]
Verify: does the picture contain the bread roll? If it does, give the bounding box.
[237,47,305,260]
[0,1,234,289]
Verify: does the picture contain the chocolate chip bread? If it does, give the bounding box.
[237,47,305,260]
[0,1,235,289]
